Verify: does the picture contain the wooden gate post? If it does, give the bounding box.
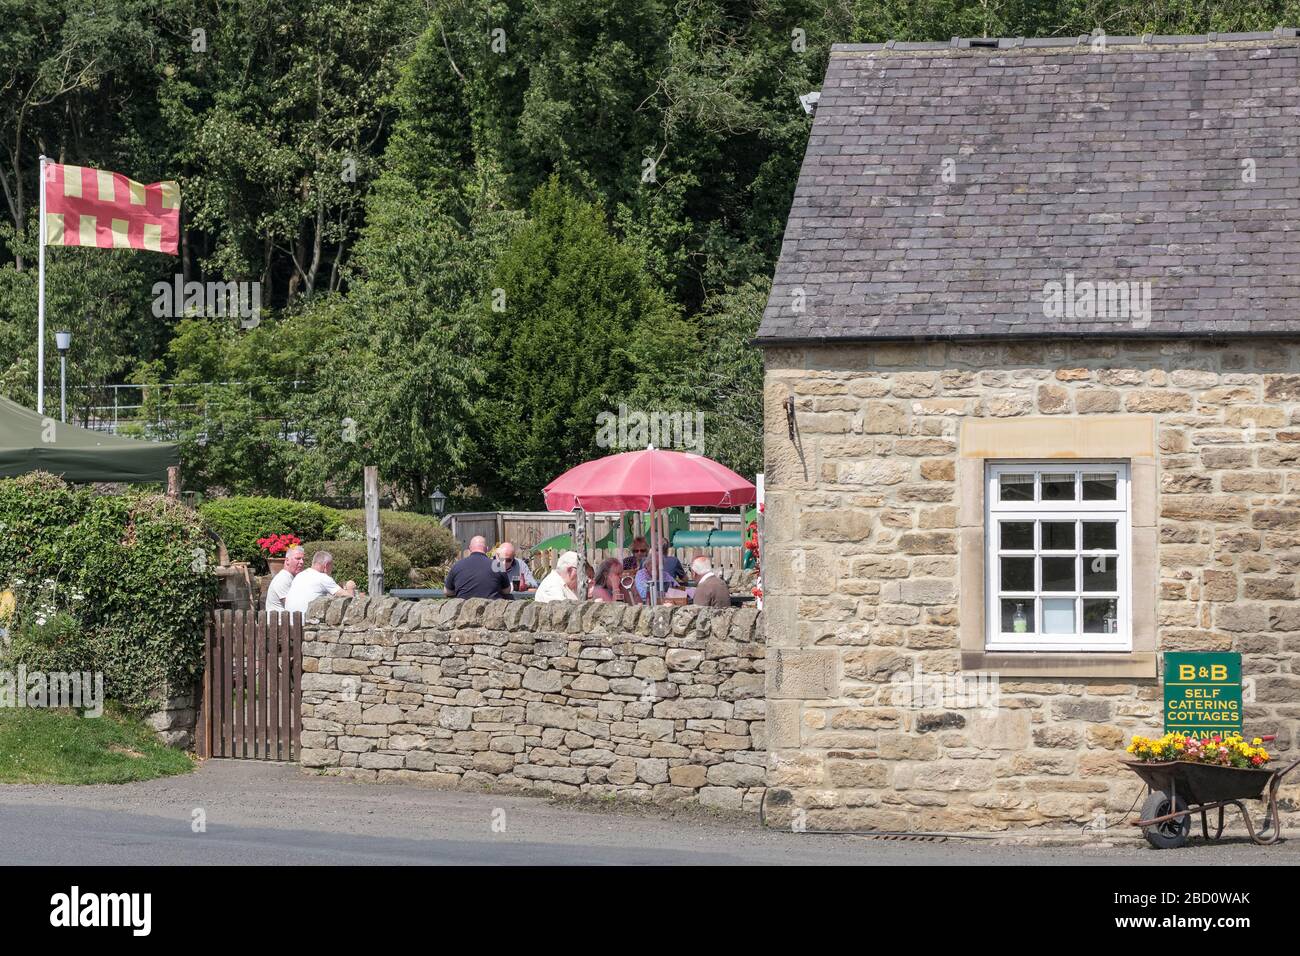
[364,465,384,597]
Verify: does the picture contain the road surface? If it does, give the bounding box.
[1,761,1294,865]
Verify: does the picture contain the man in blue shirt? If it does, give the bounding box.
[445,536,510,599]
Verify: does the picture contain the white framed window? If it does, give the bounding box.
[985,461,1130,652]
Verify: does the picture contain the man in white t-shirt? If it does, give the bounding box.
[265,546,306,614]
[285,550,358,614]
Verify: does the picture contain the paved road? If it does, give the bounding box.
[1,762,1295,865]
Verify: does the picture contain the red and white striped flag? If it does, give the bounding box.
[43,162,180,255]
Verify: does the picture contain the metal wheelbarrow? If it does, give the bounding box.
[1124,736,1300,848]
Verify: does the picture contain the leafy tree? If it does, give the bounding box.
[471,178,694,505]
[686,275,767,480]
[16,0,1300,508]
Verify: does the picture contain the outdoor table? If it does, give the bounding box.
[389,588,532,601]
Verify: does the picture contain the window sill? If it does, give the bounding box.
[961,650,1157,679]
[987,639,1130,652]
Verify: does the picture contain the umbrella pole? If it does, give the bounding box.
[648,499,657,608]
[574,507,587,599]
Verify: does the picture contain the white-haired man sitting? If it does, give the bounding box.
[285,550,358,614]
[534,550,580,603]
[690,554,730,608]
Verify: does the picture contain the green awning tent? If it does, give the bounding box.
[0,395,178,482]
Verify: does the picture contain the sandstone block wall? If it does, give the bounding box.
[300,596,766,811]
[761,338,1300,832]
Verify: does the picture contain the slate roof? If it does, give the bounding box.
[757,30,1300,344]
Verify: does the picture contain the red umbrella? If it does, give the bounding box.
[543,448,756,512]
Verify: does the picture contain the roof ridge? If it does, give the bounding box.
[831,26,1299,55]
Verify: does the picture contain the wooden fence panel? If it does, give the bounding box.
[200,611,302,761]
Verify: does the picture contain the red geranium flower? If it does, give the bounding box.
[257,533,302,557]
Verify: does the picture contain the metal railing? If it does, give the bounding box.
[69,381,308,435]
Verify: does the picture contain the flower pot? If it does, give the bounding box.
[267,557,285,576]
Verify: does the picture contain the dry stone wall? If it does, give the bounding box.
[300,596,766,811]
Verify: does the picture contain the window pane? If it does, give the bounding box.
[1041,557,1075,591]
[1042,598,1075,634]
[1000,557,1034,592]
[1082,521,1117,551]
[999,473,1034,502]
[1082,472,1118,500]
[1083,554,1117,592]
[1041,521,1075,551]
[1001,599,1034,634]
[1001,521,1034,550]
[1083,598,1120,633]
[1040,473,1076,502]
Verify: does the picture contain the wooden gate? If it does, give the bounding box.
[197,610,303,761]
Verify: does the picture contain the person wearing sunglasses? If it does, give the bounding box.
[622,537,651,572]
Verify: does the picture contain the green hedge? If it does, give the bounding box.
[197,497,452,575]
[0,473,217,714]
[301,540,411,591]
[337,510,458,567]
[198,496,343,571]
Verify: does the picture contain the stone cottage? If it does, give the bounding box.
[756,30,1300,832]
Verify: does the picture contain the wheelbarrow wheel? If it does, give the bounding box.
[1140,791,1191,849]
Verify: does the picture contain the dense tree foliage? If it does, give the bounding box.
[3,0,1299,506]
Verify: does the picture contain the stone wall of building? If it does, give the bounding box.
[299,596,766,810]
[761,338,1300,833]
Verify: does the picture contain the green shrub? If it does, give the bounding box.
[337,509,458,566]
[301,540,411,591]
[5,610,92,676]
[0,473,218,714]
[198,496,343,571]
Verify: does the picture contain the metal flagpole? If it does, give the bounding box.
[36,155,47,415]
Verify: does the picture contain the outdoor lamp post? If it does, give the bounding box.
[55,330,71,423]
[429,487,447,517]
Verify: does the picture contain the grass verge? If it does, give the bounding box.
[0,703,195,784]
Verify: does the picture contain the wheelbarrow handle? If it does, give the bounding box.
[1275,756,1300,780]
